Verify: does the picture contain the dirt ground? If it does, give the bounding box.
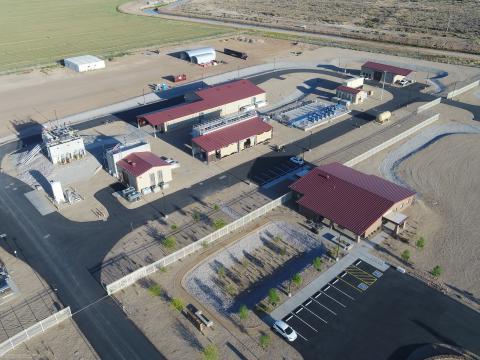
[170,0,480,54]
[114,208,308,360]
[7,318,99,360]
[353,97,480,309]
[1,32,478,141]
[395,134,480,301]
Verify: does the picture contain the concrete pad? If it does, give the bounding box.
[24,190,55,216]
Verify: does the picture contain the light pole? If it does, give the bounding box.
[308,130,312,151]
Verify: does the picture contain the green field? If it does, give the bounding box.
[0,0,230,72]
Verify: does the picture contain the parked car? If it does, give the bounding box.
[289,156,304,166]
[272,320,297,342]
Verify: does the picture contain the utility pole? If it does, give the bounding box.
[380,71,386,101]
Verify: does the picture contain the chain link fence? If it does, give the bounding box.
[106,192,292,295]
[0,307,72,356]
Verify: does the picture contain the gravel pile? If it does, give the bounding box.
[184,221,322,313]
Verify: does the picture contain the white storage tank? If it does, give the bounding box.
[64,55,106,73]
[50,181,65,203]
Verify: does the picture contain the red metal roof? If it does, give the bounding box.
[192,117,272,152]
[336,85,362,94]
[361,61,413,76]
[290,163,415,235]
[139,79,265,127]
[117,152,169,177]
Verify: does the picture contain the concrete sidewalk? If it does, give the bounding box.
[270,243,389,320]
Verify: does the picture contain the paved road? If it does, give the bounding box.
[0,69,435,358]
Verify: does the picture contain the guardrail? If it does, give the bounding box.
[0,307,72,356]
[416,98,441,114]
[344,114,440,167]
[446,80,480,99]
[106,192,292,295]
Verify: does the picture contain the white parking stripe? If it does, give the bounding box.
[330,283,355,300]
[301,305,328,324]
[285,315,293,321]
[292,328,308,341]
[333,279,339,285]
[292,313,318,332]
[310,296,337,315]
[321,290,346,308]
[356,260,362,266]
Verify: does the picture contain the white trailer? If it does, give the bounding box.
[64,55,105,73]
[343,76,364,89]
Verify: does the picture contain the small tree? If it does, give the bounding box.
[292,273,303,288]
[268,288,280,306]
[401,249,411,263]
[162,236,176,249]
[202,344,218,360]
[431,265,442,277]
[313,257,323,271]
[148,284,163,297]
[273,235,282,243]
[170,298,185,312]
[213,218,226,230]
[280,247,287,256]
[259,333,270,349]
[213,204,219,211]
[416,237,425,250]
[217,266,226,279]
[192,211,200,222]
[170,224,177,230]
[238,305,249,321]
[226,284,236,296]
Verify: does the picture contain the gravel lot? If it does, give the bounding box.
[184,221,323,313]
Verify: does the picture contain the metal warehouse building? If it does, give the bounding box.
[137,79,267,132]
[361,61,412,84]
[290,163,415,241]
[181,47,216,65]
[191,114,273,163]
[64,55,105,73]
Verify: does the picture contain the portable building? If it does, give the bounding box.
[64,55,105,73]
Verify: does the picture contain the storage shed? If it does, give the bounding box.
[64,55,105,73]
[181,48,216,64]
[336,86,367,105]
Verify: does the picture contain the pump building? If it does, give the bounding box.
[137,79,267,132]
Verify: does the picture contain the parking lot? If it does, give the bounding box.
[279,260,480,359]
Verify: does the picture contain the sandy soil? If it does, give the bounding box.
[396,134,480,300]
[8,318,99,360]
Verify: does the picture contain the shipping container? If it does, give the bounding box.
[224,48,248,60]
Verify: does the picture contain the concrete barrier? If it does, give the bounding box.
[446,80,480,99]
[344,114,440,167]
[416,98,441,114]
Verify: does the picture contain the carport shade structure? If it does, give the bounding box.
[289,163,415,240]
[192,117,272,153]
